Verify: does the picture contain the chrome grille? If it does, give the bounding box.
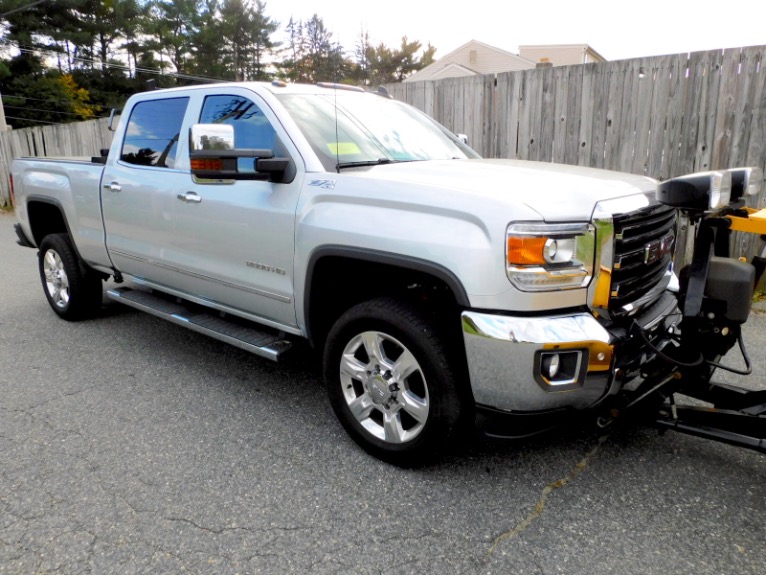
[609,204,676,313]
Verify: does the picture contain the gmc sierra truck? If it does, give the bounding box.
[12,81,699,465]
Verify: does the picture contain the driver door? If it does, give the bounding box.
[168,90,302,328]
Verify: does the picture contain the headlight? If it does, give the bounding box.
[506,222,595,291]
[657,170,732,211]
[729,167,763,201]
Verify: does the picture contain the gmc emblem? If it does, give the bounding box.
[644,232,675,265]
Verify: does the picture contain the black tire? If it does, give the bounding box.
[38,233,103,321]
[323,297,466,466]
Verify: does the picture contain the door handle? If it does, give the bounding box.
[177,192,202,204]
[103,182,122,192]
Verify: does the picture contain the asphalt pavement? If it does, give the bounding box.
[1,211,764,575]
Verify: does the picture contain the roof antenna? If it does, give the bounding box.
[334,86,340,173]
[333,43,341,173]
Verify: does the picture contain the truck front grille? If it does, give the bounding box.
[609,204,676,314]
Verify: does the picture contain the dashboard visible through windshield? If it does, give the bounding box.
[277,92,479,171]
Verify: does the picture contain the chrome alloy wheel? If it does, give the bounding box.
[339,330,430,444]
[42,249,70,309]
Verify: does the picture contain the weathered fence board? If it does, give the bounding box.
[562,65,583,166]
[492,72,522,159]
[603,59,627,171]
[615,59,640,173]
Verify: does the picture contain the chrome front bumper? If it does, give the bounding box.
[461,311,615,412]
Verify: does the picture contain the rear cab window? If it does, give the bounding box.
[120,97,189,169]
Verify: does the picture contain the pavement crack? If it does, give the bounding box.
[487,434,609,557]
[164,516,309,536]
[165,516,239,535]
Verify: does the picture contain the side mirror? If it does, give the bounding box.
[189,124,291,182]
[108,108,122,132]
[456,133,469,145]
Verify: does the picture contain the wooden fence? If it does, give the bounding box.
[2,45,765,258]
[384,45,766,180]
[0,117,113,207]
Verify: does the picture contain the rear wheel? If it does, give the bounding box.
[38,233,103,320]
[324,297,465,466]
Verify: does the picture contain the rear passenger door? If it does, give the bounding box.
[102,96,190,286]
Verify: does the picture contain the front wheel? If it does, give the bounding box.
[323,297,466,466]
[38,233,103,321]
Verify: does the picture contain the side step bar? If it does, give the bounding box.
[106,287,292,362]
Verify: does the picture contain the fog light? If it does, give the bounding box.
[535,349,587,391]
[542,353,560,379]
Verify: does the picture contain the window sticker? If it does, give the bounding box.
[326,142,361,155]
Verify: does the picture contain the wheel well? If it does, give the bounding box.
[27,201,68,246]
[306,255,466,349]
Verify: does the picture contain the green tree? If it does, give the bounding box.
[220,0,250,80]
[0,66,99,127]
[188,0,232,80]
[357,36,437,86]
[278,16,305,82]
[89,0,143,68]
[279,14,348,83]
[303,13,346,82]
[247,0,279,80]
[395,37,435,81]
[349,29,372,85]
[145,0,202,77]
[0,0,438,126]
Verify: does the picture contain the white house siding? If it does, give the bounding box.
[518,44,606,66]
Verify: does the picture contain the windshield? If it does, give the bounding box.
[277,92,480,171]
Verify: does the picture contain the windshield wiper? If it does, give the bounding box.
[336,158,393,171]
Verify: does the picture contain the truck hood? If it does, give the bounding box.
[344,158,658,221]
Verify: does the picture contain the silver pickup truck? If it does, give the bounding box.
[12,81,683,465]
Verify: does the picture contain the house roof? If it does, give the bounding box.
[428,62,479,80]
[404,39,536,82]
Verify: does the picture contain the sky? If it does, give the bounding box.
[268,0,766,63]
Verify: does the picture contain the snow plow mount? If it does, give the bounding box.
[607,167,766,454]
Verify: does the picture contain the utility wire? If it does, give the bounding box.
[2,86,124,111]
[3,104,109,117]
[0,0,49,18]
[13,45,221,83]
[2,90,133,107]
[2,94,100,106]
[1,39,228,84]
[4,114,60,125]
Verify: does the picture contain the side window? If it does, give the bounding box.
[199,95,277,173]
[120,97,189,169]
